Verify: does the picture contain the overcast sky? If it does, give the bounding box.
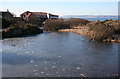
[0,1,119,17]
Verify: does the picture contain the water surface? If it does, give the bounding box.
[2,32,118,77]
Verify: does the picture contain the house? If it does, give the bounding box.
[47,13,59,19]
[1,10,17,28]
[20,11,59,21]
[1,10,14,18]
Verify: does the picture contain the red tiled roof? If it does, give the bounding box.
[32,12,47,15]
[26,13,31,18]
[20,11,30,16]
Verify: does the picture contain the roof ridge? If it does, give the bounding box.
[23,11,47,13]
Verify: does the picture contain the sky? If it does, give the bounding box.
[0,1,119,17]
[0,0,119,2]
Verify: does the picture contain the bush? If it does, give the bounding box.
[2,18,12,28]
[43,18,90,31]
[104,20,120,34]
[23,24,43,34]
[43,19,70,31]
[2,23,43,38]
[68,18,90,28]
[2,17,25,28]
[87,21,114,40]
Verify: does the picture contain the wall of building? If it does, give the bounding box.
[47,13,58,19]
[28,14,38,21]
[2,12,13,18]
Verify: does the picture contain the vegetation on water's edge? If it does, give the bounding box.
[2,23,43,38]
[2,17,120,42]
[43,18,90,31]
[2,17,43,29]
[44,19,120,42]
[43,19,70,31]
[2,18,43,39]
[86,20,120,41]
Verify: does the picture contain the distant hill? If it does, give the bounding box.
[60,15,118,19]
[60,15,118,21]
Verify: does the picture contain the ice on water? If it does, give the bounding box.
[76,67,80,70]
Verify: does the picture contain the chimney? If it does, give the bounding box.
[7,9,9,12]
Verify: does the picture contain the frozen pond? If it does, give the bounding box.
[2,32,118,77]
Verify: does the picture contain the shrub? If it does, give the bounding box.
[2,18,12,28]
[104,20,120,34]
[87,21,114,40]
[43,18,90,31]
[68,18,90,28]
[43,19,70,31]
[2,23,43,38]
